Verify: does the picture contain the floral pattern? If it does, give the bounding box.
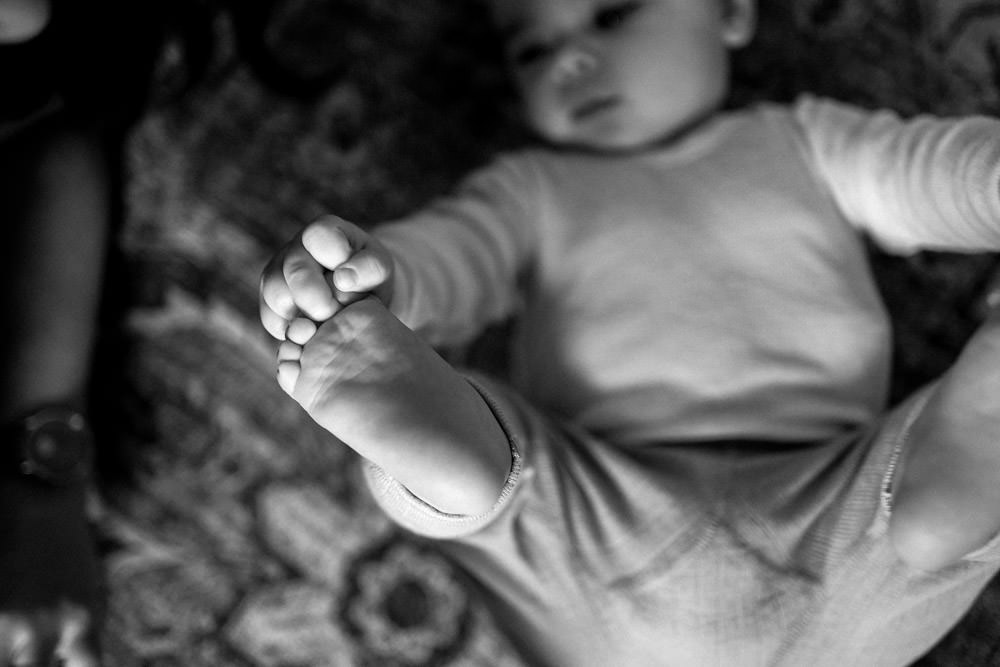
[97,1,1000,664]
[344,541,469,665]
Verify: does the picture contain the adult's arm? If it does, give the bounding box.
[375,153,540,347]
[0,112,107,666]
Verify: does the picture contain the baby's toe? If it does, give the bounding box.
[277,361,301,395]
[278,340,302,362]
[287,318,318,345]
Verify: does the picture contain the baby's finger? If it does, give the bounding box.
[282,245,338,321]
[277,361,301,395]
[260,297,290,341]
[332,247,392,293]
[286,318,317,346]
[301,216,360,270]
[260,260,298,322]
[278,340,302,362]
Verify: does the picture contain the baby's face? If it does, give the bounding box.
[491,0,754,151]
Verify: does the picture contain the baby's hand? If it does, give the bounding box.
[259,216,395,392]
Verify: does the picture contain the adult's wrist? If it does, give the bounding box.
[2,405,94,488]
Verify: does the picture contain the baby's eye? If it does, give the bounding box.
[513,42,552,67]
[593,0,643,31]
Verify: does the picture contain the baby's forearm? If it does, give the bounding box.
[372,218,524,349]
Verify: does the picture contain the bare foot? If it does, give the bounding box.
[280,297,511,515]
[891,313,1000,570]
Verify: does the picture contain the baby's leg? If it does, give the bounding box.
[280,297,512,516]
[890,312,1000,571]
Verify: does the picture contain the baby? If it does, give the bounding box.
[259,0,1000,664]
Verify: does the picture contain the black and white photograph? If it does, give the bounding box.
[3,0,1000,665]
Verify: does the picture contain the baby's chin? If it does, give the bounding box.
[532,105,722,155]
[531,112,689,155]
[536,125,678,155]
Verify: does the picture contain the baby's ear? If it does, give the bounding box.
[721,0,757,49]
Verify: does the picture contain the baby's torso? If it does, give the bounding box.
[510,107,892,444]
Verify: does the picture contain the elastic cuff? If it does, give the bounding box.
[878,389,934,518]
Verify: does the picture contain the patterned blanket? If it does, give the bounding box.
[98,1,1000,664]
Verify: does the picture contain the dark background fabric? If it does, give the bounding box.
[97,1,1000,664]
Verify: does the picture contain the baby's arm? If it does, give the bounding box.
[259,216,512,516]
[794,96,1000,253]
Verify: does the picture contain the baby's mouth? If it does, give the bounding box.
[572,96,621,122]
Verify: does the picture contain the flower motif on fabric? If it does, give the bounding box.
[343,538,470,665]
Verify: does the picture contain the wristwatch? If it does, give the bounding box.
[4,406,94,486]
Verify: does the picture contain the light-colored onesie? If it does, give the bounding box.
[364,96,1000,666]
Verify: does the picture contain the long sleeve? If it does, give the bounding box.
[793,95,1000,254]
[375,154,539,347]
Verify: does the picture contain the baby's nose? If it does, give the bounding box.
[548,45,597,86]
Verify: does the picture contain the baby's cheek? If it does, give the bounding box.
[520,87,562,140]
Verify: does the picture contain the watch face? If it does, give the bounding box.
[18,408,93,485]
